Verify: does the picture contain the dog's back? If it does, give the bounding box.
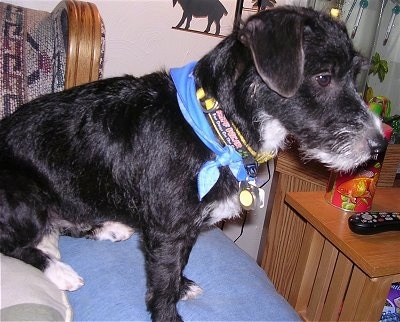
[1,71,211,224]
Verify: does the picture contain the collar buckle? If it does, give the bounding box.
[196,88,219,113]
[243,158,258,178]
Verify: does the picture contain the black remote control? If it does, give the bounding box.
[348,211,400,234]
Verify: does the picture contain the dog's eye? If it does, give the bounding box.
[316,74,332,87]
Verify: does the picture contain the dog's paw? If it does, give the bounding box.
[44,260,84,291]
[95,221,134,242]
[180,278,203,301]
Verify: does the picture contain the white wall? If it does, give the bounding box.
[85,0,239,77]
[222,161,275,261]
[7,0,239,78]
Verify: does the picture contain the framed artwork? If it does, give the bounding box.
[171,0,309,38]
[172,0,236,37]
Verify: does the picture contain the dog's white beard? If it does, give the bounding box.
[305,113,385,172]
[303,133,381,172]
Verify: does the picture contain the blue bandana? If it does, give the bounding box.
[170,62,248,200]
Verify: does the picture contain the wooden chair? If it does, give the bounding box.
[0,0,104,119]
[65,0,103,89]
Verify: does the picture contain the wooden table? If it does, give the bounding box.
[284,188,400,321]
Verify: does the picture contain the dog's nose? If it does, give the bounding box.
[368,136,387,158]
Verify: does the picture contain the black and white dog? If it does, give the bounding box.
[0,6,386,322]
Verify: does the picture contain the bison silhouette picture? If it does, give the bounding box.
[173,0,228,35]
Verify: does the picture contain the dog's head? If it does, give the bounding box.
[236,6,386,171]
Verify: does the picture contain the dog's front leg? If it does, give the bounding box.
[143,229,199,322]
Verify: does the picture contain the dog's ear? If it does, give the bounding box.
[239,10,304,98]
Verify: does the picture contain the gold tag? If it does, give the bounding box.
[239,181,265,210]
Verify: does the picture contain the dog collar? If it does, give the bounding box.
[195,88,275,210]
[170,62,274,202]
[196,88,274,167]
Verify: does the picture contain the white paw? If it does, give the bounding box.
[181,283,203,301]
[95,221,134,242]
[44,260,84,291]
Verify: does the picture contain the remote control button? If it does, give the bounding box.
[362,214,373,220]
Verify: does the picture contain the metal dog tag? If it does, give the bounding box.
[239,181,264,210]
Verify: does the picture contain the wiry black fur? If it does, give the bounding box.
[0,6,386,322]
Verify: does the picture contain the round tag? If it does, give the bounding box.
[240,189,255,210]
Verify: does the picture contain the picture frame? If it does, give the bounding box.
[172,0,238,38]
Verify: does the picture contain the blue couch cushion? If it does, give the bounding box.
[59,228,300,321]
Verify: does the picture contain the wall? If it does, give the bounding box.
[222,161,275,260]
[7,0,238,78]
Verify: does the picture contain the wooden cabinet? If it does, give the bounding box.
[282,189,400,321]
[259,145,400,321]
[260,149,329,298]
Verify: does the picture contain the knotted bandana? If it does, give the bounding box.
[170,62,248,200]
